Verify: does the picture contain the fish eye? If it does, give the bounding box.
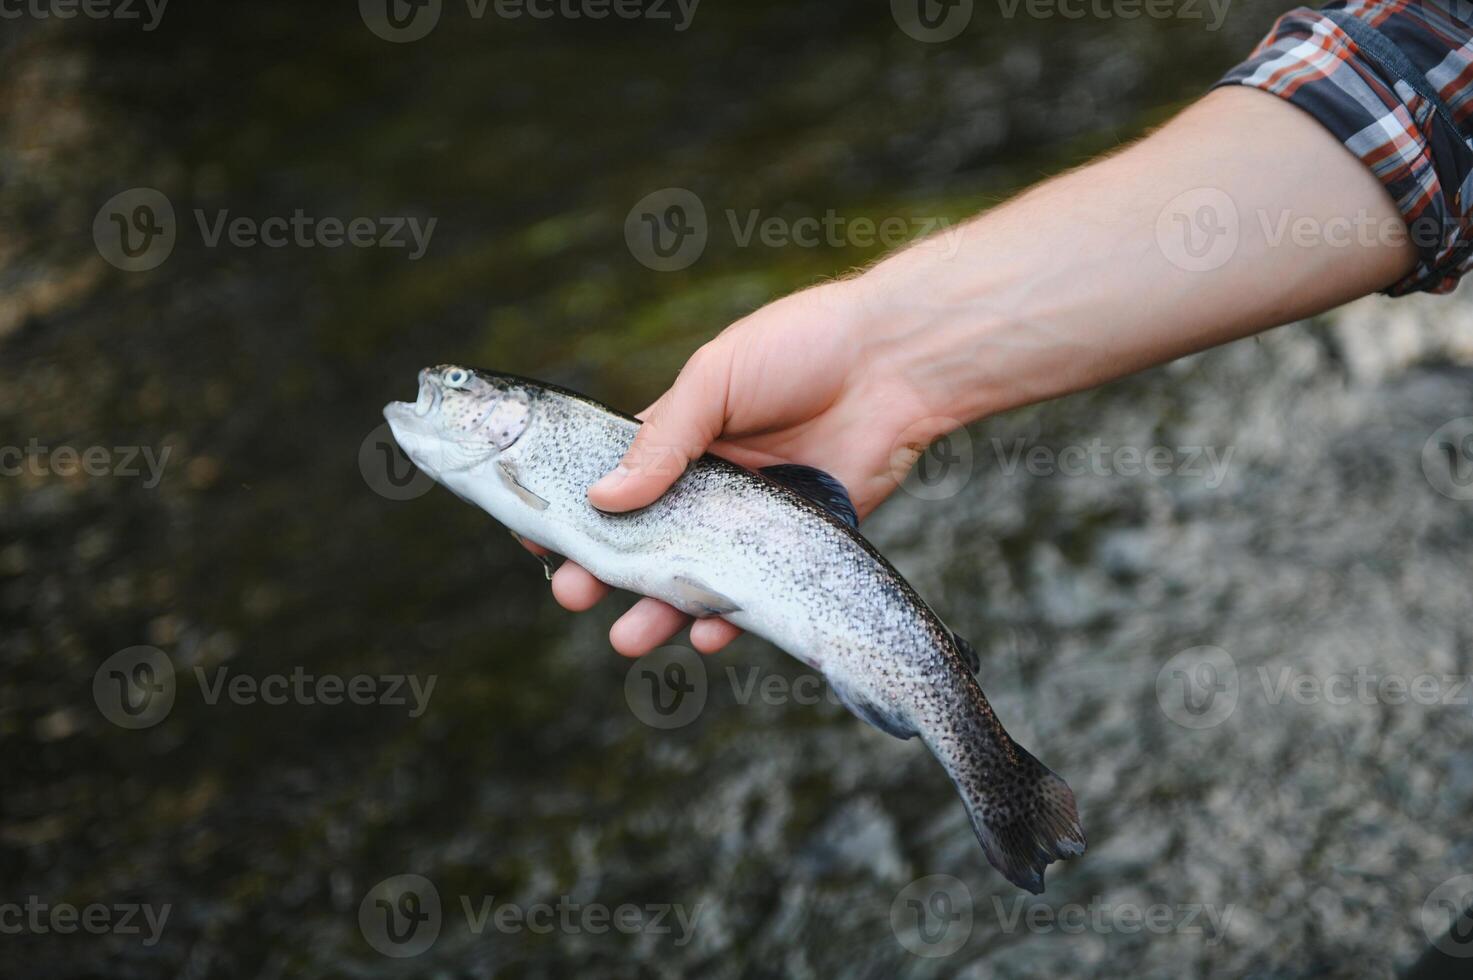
[443,368,469,388]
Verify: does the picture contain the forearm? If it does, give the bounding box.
[854,87,1418,428]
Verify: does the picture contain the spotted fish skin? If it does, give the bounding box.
[384,365,1085,892]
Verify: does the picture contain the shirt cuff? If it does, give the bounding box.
[1216,1,1473,295]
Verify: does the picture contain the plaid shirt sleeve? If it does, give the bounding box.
[1217,0,1473,295]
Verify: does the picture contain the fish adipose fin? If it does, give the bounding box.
[963,740,1086,894]
[951,631,980,673]
[759,464,858,529]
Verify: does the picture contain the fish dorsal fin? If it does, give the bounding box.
[759,464,858,529]
[952,631,980,673]
[827,674,916,741]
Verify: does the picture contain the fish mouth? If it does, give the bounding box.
[381,397,444,479]
[383,369,440,424]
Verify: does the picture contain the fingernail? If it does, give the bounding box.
[591,465,630,496]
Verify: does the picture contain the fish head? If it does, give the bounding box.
[383,365,532,479]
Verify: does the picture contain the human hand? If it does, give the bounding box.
[523,278,956,656]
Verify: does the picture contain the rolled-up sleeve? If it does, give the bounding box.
[1217,0,1473,295]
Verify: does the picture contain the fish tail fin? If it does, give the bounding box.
[970,740,1086,893]
[932,710,1086,893]
[972,742,1090,896]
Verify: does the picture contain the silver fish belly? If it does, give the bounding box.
[385,365,1085,892]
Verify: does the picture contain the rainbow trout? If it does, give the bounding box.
[384,365,1085,892]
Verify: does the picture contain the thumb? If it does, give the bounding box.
[588,347,728,512]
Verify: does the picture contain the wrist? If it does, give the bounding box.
[847,244,1016,431]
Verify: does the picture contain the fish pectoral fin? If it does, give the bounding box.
[497,459,549,511]
[670,576,741,617]
[827,675,916,740]
[758,463,858,529]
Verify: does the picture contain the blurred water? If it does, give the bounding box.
[4,3,1472,977]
